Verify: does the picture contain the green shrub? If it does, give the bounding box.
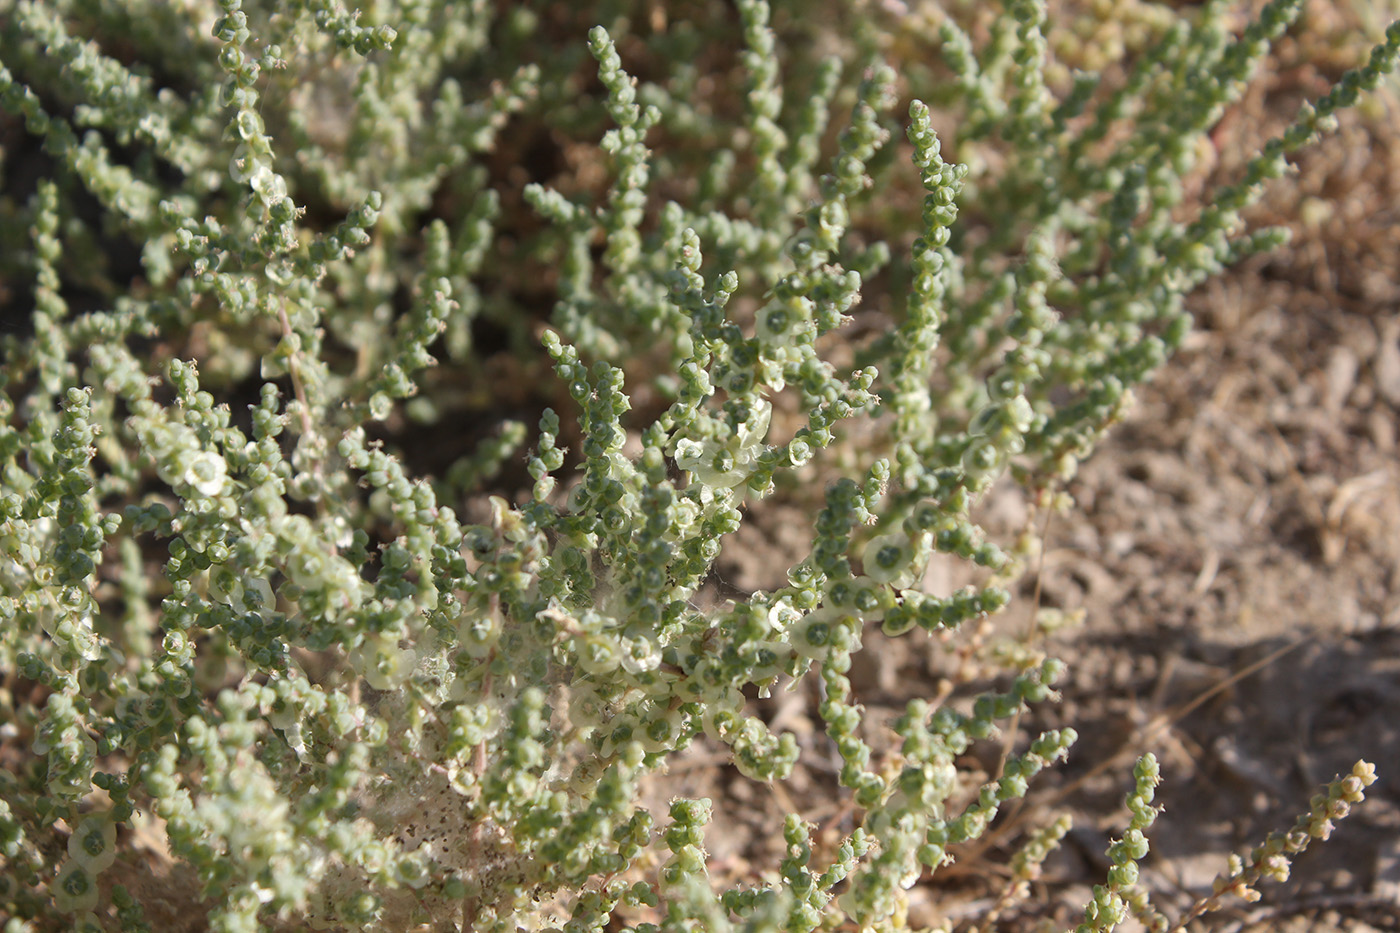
[0,1,1389,931]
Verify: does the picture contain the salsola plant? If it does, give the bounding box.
[0,1,1391,930]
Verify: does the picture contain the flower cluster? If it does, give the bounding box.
[0,1,1393,932]
[1175,761,1381,928]
[1068,753,1162,933]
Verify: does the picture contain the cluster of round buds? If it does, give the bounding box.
[673,397,772,489]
